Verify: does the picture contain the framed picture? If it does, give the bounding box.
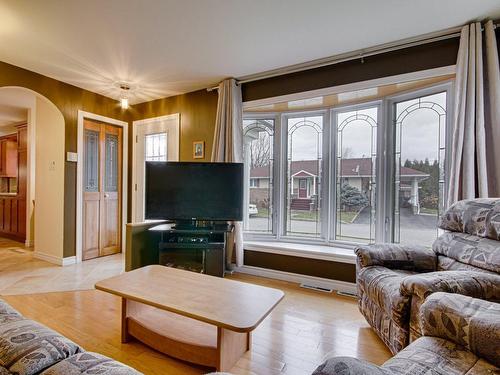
[193,141,205,159]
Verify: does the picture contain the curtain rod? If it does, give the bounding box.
[207,21,499,92]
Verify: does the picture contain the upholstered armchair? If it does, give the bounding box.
[355,198,500,354]
[312,293,500,375]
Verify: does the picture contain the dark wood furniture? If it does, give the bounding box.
[0,124,27,242]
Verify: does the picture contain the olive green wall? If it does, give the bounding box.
[0,61,130,258]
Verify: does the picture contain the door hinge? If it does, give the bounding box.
[135,135,138,143]
[134,183,137,191]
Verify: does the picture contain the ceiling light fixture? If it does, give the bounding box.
[118,83,131,109]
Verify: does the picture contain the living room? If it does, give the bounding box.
[0,1,499,374]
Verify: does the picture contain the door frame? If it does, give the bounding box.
[76,110,128,263]
[131,113,180,223]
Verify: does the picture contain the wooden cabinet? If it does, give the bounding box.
[0,137,18,177]
[0,125,27,242]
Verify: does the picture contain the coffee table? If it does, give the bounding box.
[95,265,284,371]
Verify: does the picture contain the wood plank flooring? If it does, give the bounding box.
[2,274,392,375]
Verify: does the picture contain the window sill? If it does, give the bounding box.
[243,241,357,264]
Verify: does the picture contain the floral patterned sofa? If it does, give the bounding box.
[355,198,500,353]
[0,298,142,375]
[312,292,500,375]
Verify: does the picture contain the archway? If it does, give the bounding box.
[0,87,66,263]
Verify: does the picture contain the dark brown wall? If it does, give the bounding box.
[242,38,460,102]
[244,251,356,283]
[0,61,129,258]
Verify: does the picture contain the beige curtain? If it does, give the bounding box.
[211,78,244,268]
[448,21,500,206]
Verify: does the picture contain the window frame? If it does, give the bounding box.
[242,80,454,249]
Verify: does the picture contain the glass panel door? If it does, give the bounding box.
[393,91,447,247]
[334,106,378,243]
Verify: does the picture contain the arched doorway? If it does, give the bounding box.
[0,87,66,262]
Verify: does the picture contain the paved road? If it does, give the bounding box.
[247,206,438,247]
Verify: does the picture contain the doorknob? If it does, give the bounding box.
[104,193,109,198]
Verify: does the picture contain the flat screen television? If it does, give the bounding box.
[145,161,244,221]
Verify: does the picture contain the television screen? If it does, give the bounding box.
[145,161,244,221]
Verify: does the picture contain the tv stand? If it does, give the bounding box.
[149,221,233,277]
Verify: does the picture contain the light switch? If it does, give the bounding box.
[49,161,56,171]
[66,152,78,162]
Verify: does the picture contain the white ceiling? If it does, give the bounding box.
[0,88,34,130]
[1,0,499,104]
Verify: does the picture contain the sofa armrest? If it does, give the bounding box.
[400,271,500,300]
[312,356,388,375]
[420,292,500,367]
[355,244,437,271]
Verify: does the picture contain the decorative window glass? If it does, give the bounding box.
[335,107,378,243]
[243,119,274,233]
[285,115,323,237]
[105,133,119,192]
[394,92,447,247]
[145,133,167,161]
[84,130,99,192]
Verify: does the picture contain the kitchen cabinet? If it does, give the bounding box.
[0,136,18,177]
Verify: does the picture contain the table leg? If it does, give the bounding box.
[121,298,131,343]
[216,327,250,371]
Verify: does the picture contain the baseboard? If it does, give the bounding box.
[33,252,76,266]
[234,265,357,295]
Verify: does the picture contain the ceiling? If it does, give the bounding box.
[1,1,499,104]
[0,88,34,131]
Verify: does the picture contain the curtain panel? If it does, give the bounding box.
[448,20,500,206]
[211,78,244,268]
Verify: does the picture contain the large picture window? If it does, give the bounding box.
[242,83,451,249]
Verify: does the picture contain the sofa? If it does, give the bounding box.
[355,198,500,353]
[0,298,142,375]
[312,292,500,375]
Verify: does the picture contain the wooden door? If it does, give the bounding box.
[298,179,307,198]
[82,119,122,260]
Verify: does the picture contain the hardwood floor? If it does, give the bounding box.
[0,237,123,295]
[2,274,392,375]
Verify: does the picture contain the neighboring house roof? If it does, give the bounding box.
[250,158,429,178]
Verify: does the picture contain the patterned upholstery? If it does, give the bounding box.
[0,298,143,375]
[313,294,499,374]
[439,198,500,240]
[0,318,82,375]
[355,244,436,272]
[40,352,141,375]
[356,198,500,354]
[433,232,500,273]
[420,293,500,367]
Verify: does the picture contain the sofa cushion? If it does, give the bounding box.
[0,318,83,375]
[0,366,9,375]
[433,232,500,273]
[382,336,480,375]
[355,244,437,272]
[0,299,23,326]
[312,356,388,375]
[357,266,415,325]
[437,255,497,274]
[40,352,142,375]
[439,198,500,240]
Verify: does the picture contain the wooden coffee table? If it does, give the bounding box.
[95,265,284,371]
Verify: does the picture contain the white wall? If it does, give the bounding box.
[34,96,65,260]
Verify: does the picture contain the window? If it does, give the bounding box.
[145,133,167,161]
[243,119,274,234]
[334,106,378,243]
[392,91,447,247]
[242,83,451,248]
[285,114,324,237]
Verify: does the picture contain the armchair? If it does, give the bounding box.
[313,293,500,375]
[355,198,500,354]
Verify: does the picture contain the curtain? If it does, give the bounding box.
[447,20,500,206]
[211,78,244,268]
